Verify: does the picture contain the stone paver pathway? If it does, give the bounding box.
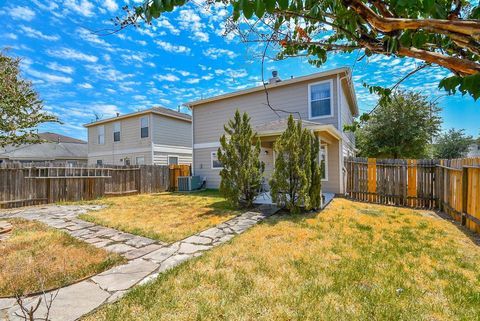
[0,204,278,321]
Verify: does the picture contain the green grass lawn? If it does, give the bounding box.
[0,219,124,297]
[77,190,240,243]
[84,198,480,321]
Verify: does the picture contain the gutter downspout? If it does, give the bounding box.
[337,73,349,195]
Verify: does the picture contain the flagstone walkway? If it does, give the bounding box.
[0,203,278,321]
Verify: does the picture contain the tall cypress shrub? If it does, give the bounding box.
[270,115,313,213]
[218,110,264,208]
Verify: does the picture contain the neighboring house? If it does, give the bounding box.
[0,132,88,165]
[185,68,359,194]
[84,107,192,166]
[467,142,480,157]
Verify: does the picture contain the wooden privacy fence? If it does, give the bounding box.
[169,164,191,191]
[0,163,172,208]
[437,158,480,233]
[345,157,480,234]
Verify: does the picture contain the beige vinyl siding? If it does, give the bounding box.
[153,151,192,165]
[259,146,274,180]
[192,75,339,145]
[88,115,152,153]
[152,114,192,147]
[322,140,341,193]
[194,148,222,188]
[340,86,355,153]
[88,151,152,166]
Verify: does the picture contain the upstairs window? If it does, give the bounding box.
[136,156,145,165]
[140,116,149,138]
[97,125,105,144]
[113,122,121,142]
[309,81,332,119]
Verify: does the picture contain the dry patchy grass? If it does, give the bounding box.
[0,219,124,297]
[78,190,240,243]
[85,198,480,321]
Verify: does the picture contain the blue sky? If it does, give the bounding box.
[1,0,479,140]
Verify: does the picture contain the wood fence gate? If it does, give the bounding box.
[345,157,480,234]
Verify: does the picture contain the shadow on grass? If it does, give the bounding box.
[435,210,480,247]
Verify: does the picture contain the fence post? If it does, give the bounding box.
[461,166,469,226]
[367,158,377,202]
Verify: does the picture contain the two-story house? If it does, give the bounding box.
[185,68,358,194]
[84,107,192,166]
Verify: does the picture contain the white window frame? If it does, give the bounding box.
[308,79,334,120]
[140,116,149,138]
[96,159,103,165]
[113,122,121,142]
[136,156,145,165]
[168,155,179,165]
[97,125,105,145]
[211,151,223,169]
[320,144,328,181]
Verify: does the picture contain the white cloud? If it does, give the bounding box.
[26,69,73,84]
[165,68,191,76]
[4,33,17,40]
[154,40,190,54]
[47,48,98,63]
[10,6,36,21]
[203,48,238,60]
[64,0,95,17]
[155,74,180,82]
[20,26,60,41]
[103,0,118,12]
[77,27,111,49]
[86,64,134,81]
[156,17,180,35]
[185,78,200,84]
[78,83,93,89]
[46,62,74,74]
[177,9,209,42]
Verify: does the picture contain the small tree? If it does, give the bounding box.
[218,110,264,208]
[433,129,474,159]
[355,91,442,159]
[0,50,58,147]
[270,115,318,213]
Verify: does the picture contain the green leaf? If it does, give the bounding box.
[255,0,266,18]
[163,0,173,12]
[154,0,163,10]
[278,0,288,10]
[243,0,254,18]
[265,0,276,14]
[471,6,480,19]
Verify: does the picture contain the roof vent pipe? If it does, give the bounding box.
[269,70,281,84]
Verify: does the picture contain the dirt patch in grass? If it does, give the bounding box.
[85,198,480,321]
[0,218,124,297]
[77,190,240,243]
